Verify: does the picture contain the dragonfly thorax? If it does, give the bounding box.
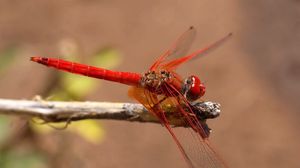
[140,70,173,93]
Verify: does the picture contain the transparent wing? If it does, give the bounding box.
[161,82,227,168]
[160,33,233,71]
[150,26,196,71]
[128,84,227,168]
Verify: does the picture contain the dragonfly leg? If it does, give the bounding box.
[151,96,168,109]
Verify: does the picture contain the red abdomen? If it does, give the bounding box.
[31,57,141,86]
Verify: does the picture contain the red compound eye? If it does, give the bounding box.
[183,75,205,101]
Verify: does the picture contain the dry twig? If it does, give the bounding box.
[0,98,220,125]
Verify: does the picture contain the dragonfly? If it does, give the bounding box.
[31,27,231,168]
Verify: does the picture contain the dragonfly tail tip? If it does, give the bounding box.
[30,56,45,64]
[30,56,39,62]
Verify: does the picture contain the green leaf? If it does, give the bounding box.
[69,120,105,144]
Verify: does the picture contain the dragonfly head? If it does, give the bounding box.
[182,75,205,101]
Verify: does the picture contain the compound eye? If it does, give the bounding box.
[183,75,205,101]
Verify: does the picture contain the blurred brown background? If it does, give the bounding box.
[0,0,299,168]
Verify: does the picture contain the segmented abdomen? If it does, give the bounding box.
[31,56,141,86]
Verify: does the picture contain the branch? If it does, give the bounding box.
[0,98,221,125]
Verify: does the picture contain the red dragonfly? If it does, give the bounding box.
[31,27,231,168]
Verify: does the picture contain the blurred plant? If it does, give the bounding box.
[0,149,46,168]
[0,117,10,144]
[0,46,18,74]
[0,47,19,144]
[0,47,44,167]
[32,119,105,144]
[0,116,47,168]
[0,39,122,167]
[0,46,19,145]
